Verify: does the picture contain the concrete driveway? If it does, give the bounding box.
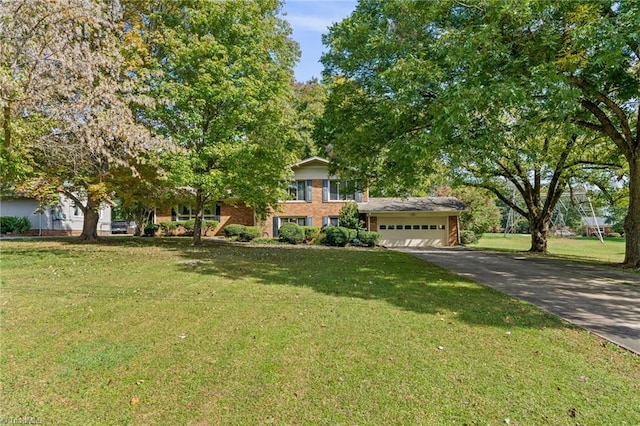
[397,247,640,355]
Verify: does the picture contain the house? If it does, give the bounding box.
[582,217,612,236]
[155,156,465,247]
[0,193,112,236]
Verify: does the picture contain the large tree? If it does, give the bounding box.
[319,0,636,260]
[130,0,300,245]
[1,0,162,241]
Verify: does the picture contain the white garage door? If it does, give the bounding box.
[377,217,448,247]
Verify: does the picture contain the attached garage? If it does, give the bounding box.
[359,197,466,247]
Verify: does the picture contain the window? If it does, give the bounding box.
[281,217,307,226]
[438,225,446,230]
[287,180,308,201]
[387,225,395,230]
[73,204,82,216]
[421,225,429,230]
[329,181,357,201]
[328,217,339,226]
[430,225,437,230]
[176,204,220,221]
[379,225,387,230]
[413,225,420,230]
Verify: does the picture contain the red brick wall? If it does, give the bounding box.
[218,203,254,235]
[368,216,378,232]
[448,215,459,246]
[155,203,254,236]
[260,179,357,237]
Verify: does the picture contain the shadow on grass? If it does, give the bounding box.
[3,237,565,329]
[169,241,564,330]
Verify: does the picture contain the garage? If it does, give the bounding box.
[358,197,466,247]
[377,216,448,247]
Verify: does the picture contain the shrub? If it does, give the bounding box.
[324,226,351,246]
[460,230,478,245]
[338,202,365,230]
[279,222,305,244]
[0,216,31,234]
[607,232,622,238]
[313,232,327,245]
[159,221,178,236]
[223,224,246,238]
[303,226,320,242]
[182,219,196,231]
[238,226,261,242]
[143,224,159,237]
[356,230,380,247]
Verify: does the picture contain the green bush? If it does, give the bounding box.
[0,216,31,234]
[182,219,196,231]
[238,226,261,242]
[303,226,320,242]
[279,222,305,244]
[313,232,327,245]
[223,224,246,238]
[324,226,351,246]
[606,232,622,238]
[356,230,380,247]
[159,221,178,235]
[460,230,478,245]
[143,224,159,237]
[338,202,365,230]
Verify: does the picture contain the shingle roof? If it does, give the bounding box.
[358,197,466,213]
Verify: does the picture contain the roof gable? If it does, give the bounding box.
[293,156,330,169]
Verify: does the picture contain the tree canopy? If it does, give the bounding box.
[130,0,300,244]
[1,0,164,241]
[319,0,638,263]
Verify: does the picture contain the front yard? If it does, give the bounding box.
[1,238,638,424]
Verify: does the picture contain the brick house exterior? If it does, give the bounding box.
[153,157,465,246]
[261,157,368,238]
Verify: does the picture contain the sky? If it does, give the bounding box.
[280,0,357,82]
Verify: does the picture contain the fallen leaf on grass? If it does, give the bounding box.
[130,397,140,406]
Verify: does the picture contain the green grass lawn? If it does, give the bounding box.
[1,238,638,425]
[471,233,627,264]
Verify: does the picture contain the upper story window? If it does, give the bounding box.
[287,180,308,201]
[328,180,359,201]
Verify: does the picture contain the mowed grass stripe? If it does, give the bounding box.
[1,238,638,425]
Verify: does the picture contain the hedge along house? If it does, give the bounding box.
[358,197,466,247]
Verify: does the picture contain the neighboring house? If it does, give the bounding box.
[0,193,112,236]
[582,217,612,236]
[155,156,465,247]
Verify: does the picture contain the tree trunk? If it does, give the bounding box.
[528,213,550,253]
[78,196,100,242]
[623,156,640,267]
[192,190,205,246]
